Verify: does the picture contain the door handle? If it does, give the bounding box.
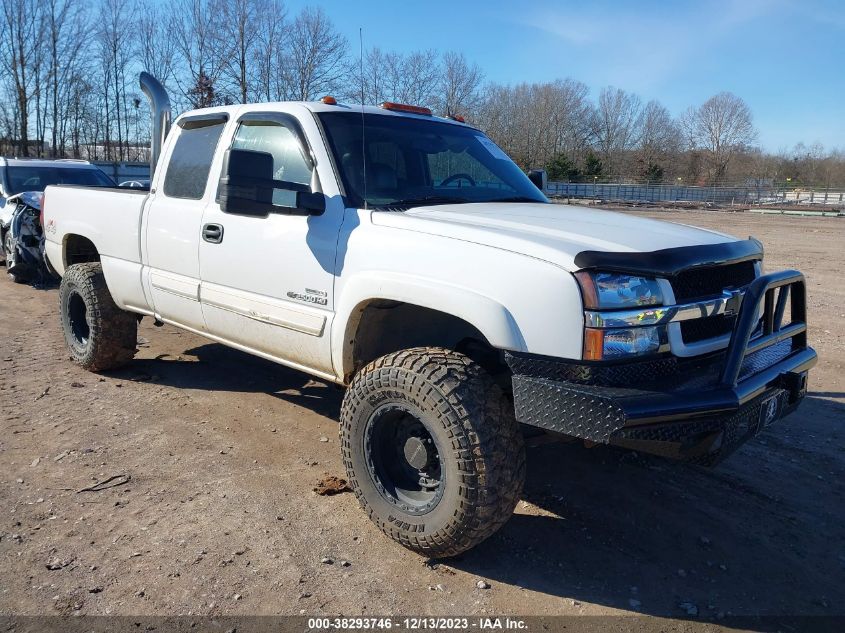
[202,223,224,244]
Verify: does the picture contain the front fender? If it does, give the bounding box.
[332,271,525,379]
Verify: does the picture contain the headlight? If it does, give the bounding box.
[575,271,663,309]
[583,326,666,360]
[575,270,667,360]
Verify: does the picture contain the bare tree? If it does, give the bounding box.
[138,7,175,84]
[353,47,439,109]
[97,0,137,160]
[477,83,529,166]
[286,6,347,101]
[591,86,643,176]
[0,0,41,155]
[392,49,439,107]
[254,0,287,102]
[43,0,86,156]
[212,0,264,104]
[682,91,756,181]
[32,13,47,156]
[349,46,389,105]
[533,79,592,169]
[65,69,99,158]
[477,79,591,170]
[438,51,483,117]
[135,4,176,155]
[636,100,681,181]
[170,0,225,107]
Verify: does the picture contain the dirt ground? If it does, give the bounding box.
[0,210,843,626]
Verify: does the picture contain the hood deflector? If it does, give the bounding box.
[574,239,763,276]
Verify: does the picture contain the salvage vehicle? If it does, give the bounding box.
[42,73,817,557]
[2,191,49,283]
[1,157,114,283]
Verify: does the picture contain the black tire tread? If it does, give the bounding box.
[59,263,137,371]
[340,346,525,558]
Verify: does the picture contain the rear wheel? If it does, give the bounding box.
[341,347,525,557]
[59,263,137,371]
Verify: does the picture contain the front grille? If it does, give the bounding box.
[681,314,736,343]
[672,260,757,345]
[671,260,757,302]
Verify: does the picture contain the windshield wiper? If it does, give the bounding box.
[378,195,469,210]
[484,196,546,203]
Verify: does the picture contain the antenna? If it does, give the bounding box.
[359,27,367,210]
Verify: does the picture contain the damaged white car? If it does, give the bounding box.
[0,157,115,283]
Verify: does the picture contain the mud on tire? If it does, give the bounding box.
[59,263,137,371]
[340,347,526,558]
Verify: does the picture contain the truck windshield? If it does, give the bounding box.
[6,166,115,193]
[317,111,547,210]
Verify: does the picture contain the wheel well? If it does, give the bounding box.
[349,300,508,382]
[64,234,100,267]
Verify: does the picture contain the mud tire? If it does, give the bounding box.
[59,263,137,371]
[340,347,525,558]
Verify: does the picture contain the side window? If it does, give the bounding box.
[230,120,312,208]
[163,118,227,199]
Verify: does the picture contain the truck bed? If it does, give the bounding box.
[43,184,150,311]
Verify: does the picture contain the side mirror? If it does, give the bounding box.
[218,148,325,217]
[528,169,547,192]
[295,190,326,214]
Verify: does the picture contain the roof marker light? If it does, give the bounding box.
[379,101,432,116]
[320,96,338,105]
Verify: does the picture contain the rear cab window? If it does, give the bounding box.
[6,166,114,192]
[163,117,228,199]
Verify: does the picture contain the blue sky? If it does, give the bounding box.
[292,0,844,152]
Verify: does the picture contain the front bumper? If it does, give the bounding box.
[507,270,817,465]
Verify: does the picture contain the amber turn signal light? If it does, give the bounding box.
[379,101,432,116]
[583,328,605,361]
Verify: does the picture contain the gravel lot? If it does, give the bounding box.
[1,209,843,625]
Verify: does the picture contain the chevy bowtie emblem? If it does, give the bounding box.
[723,289,743,316]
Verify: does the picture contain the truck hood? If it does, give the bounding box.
[6,191,43,210]
[370,202,738,271]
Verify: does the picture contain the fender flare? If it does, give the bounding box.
[60,232,101,267]
[331,271,526,380]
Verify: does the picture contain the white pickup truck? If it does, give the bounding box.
[42,74,816,557]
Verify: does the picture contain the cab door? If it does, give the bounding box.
[143,114,229,331]
[198,110,344,378]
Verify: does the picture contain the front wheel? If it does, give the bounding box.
[340,347,525,557]
[59,263,137,371]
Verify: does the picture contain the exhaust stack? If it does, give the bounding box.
[139,72,171,182]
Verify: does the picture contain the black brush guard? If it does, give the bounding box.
[508,270,817,464]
